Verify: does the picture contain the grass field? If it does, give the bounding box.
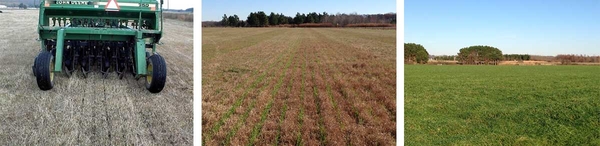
[202,27,396,145]
[0,10,192,145]
[405,65,600,145]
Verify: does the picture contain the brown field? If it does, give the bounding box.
[164,12,194,22]
[0,10,192,145]
[202,27,396,145]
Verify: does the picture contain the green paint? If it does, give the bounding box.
[136,36,146,75]
[54,29,64,72]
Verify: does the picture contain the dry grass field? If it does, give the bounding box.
[202,27,396,145]
[0,10,192,145]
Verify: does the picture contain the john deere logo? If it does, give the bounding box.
[54,1,91,5]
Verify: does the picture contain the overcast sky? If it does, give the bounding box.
[162,0,193,10]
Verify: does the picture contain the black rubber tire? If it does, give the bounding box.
[145,54,167,93]
[32,55,38,76]
[35,51,55,90]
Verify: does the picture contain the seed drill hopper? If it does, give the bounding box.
[33,0,167,93]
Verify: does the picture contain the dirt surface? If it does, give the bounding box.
[202,28,396,145]
[0,10,192,145]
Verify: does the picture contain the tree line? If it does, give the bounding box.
[1,0,38,9]
[18,3,28,9]
[405,44,504,65]
[208,11,396,27]
[503,54,531,61]
[406,43,600,65]
[433,55,456,61]
[556,54,600,64]
[434,54,532,61]
[433,54,600,64]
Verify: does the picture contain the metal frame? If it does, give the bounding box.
[38,0,163,78]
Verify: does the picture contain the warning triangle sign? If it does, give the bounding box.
[105,0,120,11]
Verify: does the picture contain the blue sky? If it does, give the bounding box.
[405,0,600,56]
[202,0,396,21]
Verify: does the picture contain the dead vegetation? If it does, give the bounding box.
[297,23,334,27]
[164,12,193,22]
[0,10,192,145]
[202,27,396,145]
[346,23,396,27]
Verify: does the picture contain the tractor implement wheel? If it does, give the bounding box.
[35,51,55,90]
[145,54,166,93]
[32,55,38,76]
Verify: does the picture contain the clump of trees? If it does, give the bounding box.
[555,54,600,64]
[246,11,272,27]
[404,43,429,64]
[503,54,531,61]
[457,45,503,65]
[212,11,396,27]
[221,14,242,27]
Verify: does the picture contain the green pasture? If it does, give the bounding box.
[405,65,600,145]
